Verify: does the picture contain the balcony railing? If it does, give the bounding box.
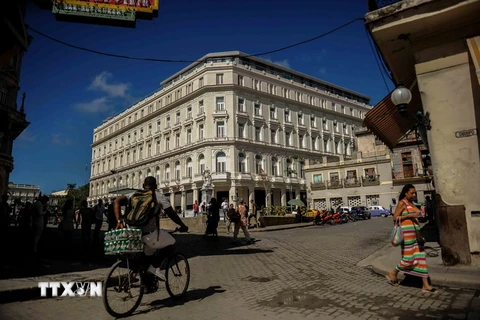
[327,180,343,189]
[361,175,381,186]
[368,0,402,11]
[310,182,326,190]
[344,178,361,188]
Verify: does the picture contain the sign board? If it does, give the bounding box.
[53,2,136,22]
[53,0,158,13]
[52,0,159,27]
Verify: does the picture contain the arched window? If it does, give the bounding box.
[155,166,160,182]
[198,154,205,173]
[216,152,226,172]
[255,155,263,174]
[132,173,136,187]
[238,152,246,173]
[271,157,279,176]
[126,174,130,187]
[175,161,181,180]
[186,158,193,177]
[165,164,170,180]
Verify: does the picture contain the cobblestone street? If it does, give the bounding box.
[1,218,478,320]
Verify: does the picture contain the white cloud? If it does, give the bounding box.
[88,71,130,97]
[52,133,73,146]
[75,97,112,113]
[17,129,36,143]
[263,58,291,69]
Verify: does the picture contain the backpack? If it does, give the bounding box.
[125,189,159,227]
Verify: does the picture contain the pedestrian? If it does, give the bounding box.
[61,199,75,251]
[79,200,92,247]
[386,184,439,293]
[233,199,252,245]
[32,195,49,256]
[193,200,199,217]
[204,198,219,239]
[248,200,258,228]
[221,198,229,221]
[92,199,106,245]
[226,203,235,234]
[107,199,117,231]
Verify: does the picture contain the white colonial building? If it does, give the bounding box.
[87,51,371,212]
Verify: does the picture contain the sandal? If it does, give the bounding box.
[422,288,440,294]
[385,275,399,286]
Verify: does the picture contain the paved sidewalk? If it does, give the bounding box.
[0,221,313,303]
[358,241,480,290]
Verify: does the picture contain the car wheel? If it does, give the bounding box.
[380,214,385,217]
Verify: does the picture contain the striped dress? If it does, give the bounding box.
[396,200,429,278]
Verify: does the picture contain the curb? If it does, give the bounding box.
[0,275,106,304]
[358,245,480,291]
[250,223,314,232]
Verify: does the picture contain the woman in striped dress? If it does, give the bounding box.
[386,184,439,293]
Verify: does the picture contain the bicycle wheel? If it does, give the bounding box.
[103,259,145,318]
[165,253,190,299]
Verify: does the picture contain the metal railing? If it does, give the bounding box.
[361,175,381,186]
[368,0,403,11]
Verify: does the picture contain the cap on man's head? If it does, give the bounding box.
[144,176,157,189]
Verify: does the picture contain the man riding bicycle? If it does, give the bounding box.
[113,176,188,280]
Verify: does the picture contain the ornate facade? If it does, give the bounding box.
[88,51,372,212]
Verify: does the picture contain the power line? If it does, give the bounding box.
[364,26,391,93]
[26,17,365,63]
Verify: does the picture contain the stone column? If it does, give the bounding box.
[248,186,254,203]
[281,186,287,206]
[193,186,198,204]
[180,188,186,215]
[169,188,174,207]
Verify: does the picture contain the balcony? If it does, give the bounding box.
[361,175,380,186]
[310,182,326,190]
[367,0,402,12]
[344,178,361,188]
[327,180,343,189]
[212,171,231,180]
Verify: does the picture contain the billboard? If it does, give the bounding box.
[51,0,159,27]
[53,0,158,13]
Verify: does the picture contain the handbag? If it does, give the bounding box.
[414,222,426,245]
[404,200,426,246]
[391,217,403,246]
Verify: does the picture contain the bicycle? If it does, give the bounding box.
[102,228,190,318]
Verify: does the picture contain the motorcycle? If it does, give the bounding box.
[313,210,334,225]
[331,211,342,224]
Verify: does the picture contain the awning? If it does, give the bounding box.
[363,74,423,149]
[466,36,480,86]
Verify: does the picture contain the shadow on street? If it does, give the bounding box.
[132,285,226,315]
[0,225,272,279]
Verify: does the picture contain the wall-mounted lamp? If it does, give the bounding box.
[391,85,431,130]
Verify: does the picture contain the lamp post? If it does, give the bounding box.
[391,84,432,130]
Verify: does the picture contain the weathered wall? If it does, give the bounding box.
[416,51,480,256]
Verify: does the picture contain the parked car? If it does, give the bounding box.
[368,206,391,217]
[350,206,371,219]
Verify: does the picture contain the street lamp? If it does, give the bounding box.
[391,84,431,130]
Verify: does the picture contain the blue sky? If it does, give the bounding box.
[11,0,393,193]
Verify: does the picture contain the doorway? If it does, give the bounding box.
[254,189,266,209]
